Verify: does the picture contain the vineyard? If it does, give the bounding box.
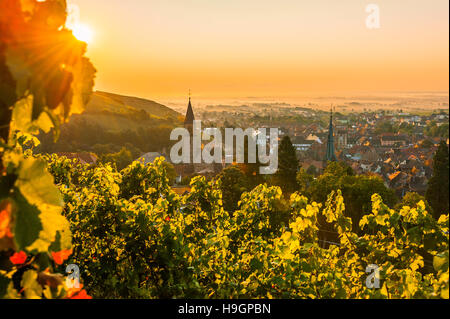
[1,147,449,299]
[0,0,449,300]
[47,155,450,299]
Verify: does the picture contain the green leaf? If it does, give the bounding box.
[9,96,54,139]
[26,203,72,253]
[62,57,96,119]
[15,157,63,208]
[21,270,42,299]
[12,190,43,251]
[433,254,448,272]
[4,282,21,299]
[11,156,70,253]
[43,109,61,142]
[0,273,10,298]
[48,226,72,253]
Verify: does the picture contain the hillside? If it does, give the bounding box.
[87,91,180,119]
[69,91,182,132]
[37,91,182,155]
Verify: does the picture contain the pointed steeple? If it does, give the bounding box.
[184,90,195,127]
[325,106,337,162]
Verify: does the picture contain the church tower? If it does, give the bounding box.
[325,107,337,163]
[184,92,195,134]
[183,91,195,175]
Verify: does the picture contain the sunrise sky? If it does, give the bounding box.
[68,0,449,100]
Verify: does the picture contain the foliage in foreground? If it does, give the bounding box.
[43,155,449,299]
[1,0,95,299]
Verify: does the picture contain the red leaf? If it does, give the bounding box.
[10,251,27,265]
[69,289,92,299]
[0,200,13,239]
[51,249,72,265]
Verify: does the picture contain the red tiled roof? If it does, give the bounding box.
[388,171,401,181]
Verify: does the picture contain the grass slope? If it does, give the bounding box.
[69,91,182,132]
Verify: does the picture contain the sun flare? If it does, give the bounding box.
[71,23,93,44]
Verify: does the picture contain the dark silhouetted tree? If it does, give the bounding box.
[237,136,264,188]
[217,165,249,214]
[306,165,318,177]
[272,136,299,194]
[426,141,449,219]
[100,147,133,170]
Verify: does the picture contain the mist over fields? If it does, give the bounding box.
[160,91,449,116]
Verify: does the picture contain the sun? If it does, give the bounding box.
[71,23,93,44]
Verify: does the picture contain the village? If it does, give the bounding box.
[282,109,449,198]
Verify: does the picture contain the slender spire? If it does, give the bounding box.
[329,106,333,131]
[325,106,337,162]
[184,90,195,126]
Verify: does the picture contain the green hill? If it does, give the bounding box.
[70,91,181,132]
[37,91,182,155]
[87,91,180,119]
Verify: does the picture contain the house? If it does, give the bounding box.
[336,128,348,150]
[301,160,324,173]
[306,134,322,144]
[292,137,315,152]
[380,134,408,147]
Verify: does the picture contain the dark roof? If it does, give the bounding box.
[184,98,195,126]
[292,137,314,144]
[381,134,408,141]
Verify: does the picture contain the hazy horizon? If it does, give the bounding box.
[93,89,449,114]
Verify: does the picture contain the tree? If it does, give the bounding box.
[395,192,433,214]
[162,161,176,186]
[306,165,318,177]
[341,174,397,231]
[306,162,353,203]
[272,136,299,194]
[398,122,414,136]
[296,168,314,196]
[426,141,449,219]
[375,121,396,134]
[420,139,434,149]
[100,147,133,170]
[237,136,264,189]
[124,142,143,159]
[304,162,397,233]
[217,165,249,213]
[425,122,449,138]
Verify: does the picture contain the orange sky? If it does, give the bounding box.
[69,0,449,100]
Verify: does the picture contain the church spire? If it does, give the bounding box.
[325,106,337,162]
[184,90,195,127]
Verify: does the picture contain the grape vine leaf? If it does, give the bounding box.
[12,156,70,253]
